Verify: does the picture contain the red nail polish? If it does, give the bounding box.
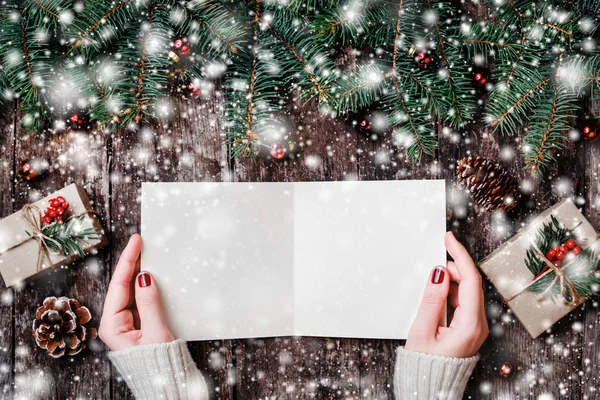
[138,273,151,288]
[431,267,445,284]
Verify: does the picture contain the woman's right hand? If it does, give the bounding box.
[405,231,488,358]
[98,234,174,351]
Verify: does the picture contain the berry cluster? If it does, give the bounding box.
[582,125,597,141]
[173,38,190,57]
[42,196,70,225]
[546,239,581,268]
[474,72,488,85]
[359,119,371,134]
[415,51,433,69]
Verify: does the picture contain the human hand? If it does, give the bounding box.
[99,234,174,351]
[405,231,488,358]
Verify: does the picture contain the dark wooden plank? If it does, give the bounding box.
[109,95,234,400]
[234,95,362,399]
[12,127,111,399]
[0,103,16,398]
[580,100,600,399]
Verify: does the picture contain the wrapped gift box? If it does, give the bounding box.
[479,199,600,338]
[0,184,108,287]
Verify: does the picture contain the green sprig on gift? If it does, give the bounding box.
[525,215,600,302]
[28,215,98,259]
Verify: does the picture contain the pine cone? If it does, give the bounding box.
[456,155,521,212]
[32,296,97,358]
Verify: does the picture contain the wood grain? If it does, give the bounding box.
[109,95,234,400]
[0,104,15,399]
[11,125,111,399]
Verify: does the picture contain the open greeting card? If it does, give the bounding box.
[141,180,446,341]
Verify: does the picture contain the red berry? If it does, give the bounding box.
[553,246,560,253]
[56,207,65,215]
[547,249,557,260]
[584,126,591,134]
[47,209,57,218]
[49,199,59,208]
[56,196,65,203]
[553,260,562,268]
[61,202,69,210]
[589,131,596,138]
[174,38,183,48]
[424,57,431,63]
[44,207,52,215]
[55,215,63,222]
[480,78,487,84]
[566,239,575,249]
[42,216,53,224]
[475,73,482,81]
[556,251,565,260]
[179,45,190,56]
[417,52,425,60]
[70,114,79,123]
[559,245,568,253]
[572,246,581,255]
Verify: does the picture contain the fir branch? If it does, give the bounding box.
[487,76,551,134]
[28,0,59,19]
[42,215,98,258]
[506,30,528,86]
[507,0,573,37]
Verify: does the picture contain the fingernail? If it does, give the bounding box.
[138,272,151,288]
[431,266,445,284]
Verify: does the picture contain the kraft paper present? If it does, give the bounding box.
[479,199,599,338]
[0,184,108,287]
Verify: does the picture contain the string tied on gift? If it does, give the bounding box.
[503,231,600,306]
[1,203,97,273]
[19,204,63,273]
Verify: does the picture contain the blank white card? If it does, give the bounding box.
[141,180,446,341]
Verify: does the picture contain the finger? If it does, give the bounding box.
[445,232,484,317]
[445,232,479,280]
[104,234,142,315]
[446,261,462,283]
[409,265,450,339]
[449,282,460,309]
[135,272,174,343]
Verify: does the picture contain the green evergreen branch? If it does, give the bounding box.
[525,215,600,301]
[486,76,551,135]
[523,82,579,173]
[42,215,98,258]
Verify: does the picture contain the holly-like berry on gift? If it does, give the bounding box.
[270,143,286,160]
[572,246,581,255]
[566,239,575,249]
[43,196,70,224]
[547,249,557,260]
[18,158,49,181]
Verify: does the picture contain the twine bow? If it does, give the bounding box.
[504,232,600,306]
[20,204,64,272]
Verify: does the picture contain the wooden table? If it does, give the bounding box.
[1,77,599,399]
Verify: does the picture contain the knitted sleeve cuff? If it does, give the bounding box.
[394,347,479,400]
[108,339,208,400]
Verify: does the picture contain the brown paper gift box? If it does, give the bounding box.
[0,184,108,287]
[479,198,600,338]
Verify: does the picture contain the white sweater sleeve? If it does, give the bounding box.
[108,339,209,400]
[394,347,479,400]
